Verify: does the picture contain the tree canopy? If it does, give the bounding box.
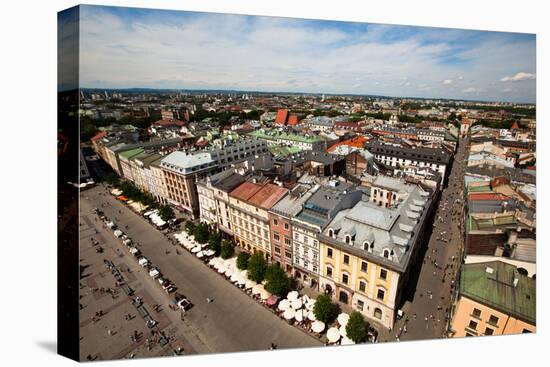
[236,252,251,270]
[345,311,369,343]
[193,223,210,244]
[158,205,175,222]
[220,240,234,259]
[208,231,222,255]
[313,294,340,324]
[247,252,268,283]
[264,264,292,297]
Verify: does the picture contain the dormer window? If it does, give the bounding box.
[345,235,351,244]
[328,228,334,238]
[363,241,370,251]
[383,249,390,259]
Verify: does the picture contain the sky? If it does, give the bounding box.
[72,5,536,103]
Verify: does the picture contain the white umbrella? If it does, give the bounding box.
[337,313,350,326]
[327,327,341,343]
[252,284,264,295]
[307,311,317,321]
[230,272,239,283]
[237,275,246,286]
[283,308,295,320]
[311,320,325,333]
[294,309,304,322]
[260,289,271,300]
[191,246,201,253]
[208,258,217,266]
[340,336,355,345]
[287,291,299,301]
[245,279,256,290]
[302,294,310,303]
[205,249,216,257]
[217,265,227,274]
[213,260,222,270]
[305,298,316,311]
[339,325,348,338]
[278,299,291,312]
[291,298,303,310]
[240,270,248,278]
[196,251,204,258]
[224,268,234,277]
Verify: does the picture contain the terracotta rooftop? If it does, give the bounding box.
[249,183,288,209]
[275,109,289,125]
[287,114,300,126]
[153,119,185,127]
[468,192,511,201]
[327,136,368,152]
[229,181,264,201]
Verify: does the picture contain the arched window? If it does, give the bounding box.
[345,235,351,244]
[363,241,369,251]
[383,249,390,258]
[328,228,334,238]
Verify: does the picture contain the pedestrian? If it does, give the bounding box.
[108,329,113,336]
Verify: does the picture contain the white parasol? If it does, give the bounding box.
[294,309,304,322]
[305,298,316,311]
[224,268,233,277]
[191,246,201,253]
[245,279,256,290]
[287,291,299,301]
[230,272,239,283]
[196,251,204,258]
[283,308,296,320]
[208,258,217,266]
[260,289,271,300]
[339,325,348,338]
[311,320,325,333]
[252,284,264,295]
[307,311,317,321]
[217,265,227,274]
[291,298,303,310]
[337,313,350,326]
[278,299,291,311]
[327,327,341,343]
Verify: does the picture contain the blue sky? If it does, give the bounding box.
[75,5,536,103]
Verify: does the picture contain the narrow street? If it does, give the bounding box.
[386,137,468,342]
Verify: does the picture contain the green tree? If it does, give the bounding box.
[247,252,268,283]
[220,240,234,259]
[345,311,369,343]
[208,231,222,255]
[313,294,339,324]
[236,252,251,270]
[184,221,196,236]
[158,205,175,222]
[264,264,291,297]
[194,223,210,244]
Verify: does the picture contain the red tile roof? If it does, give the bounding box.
[230,182,288,210]
[249,183,288,209]
[91,131,107,141]
[511,121,519,129]
[275,109,289,125]
[229,182,264,201]
[327,136,368,152]
[468,192,511,201]
[287,114,300,126]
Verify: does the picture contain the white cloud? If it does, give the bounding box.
[463,87,477,93]
[500,72,536,82]
[77,6,536,102]
[503,88,513,92]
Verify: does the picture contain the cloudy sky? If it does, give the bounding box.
[76,5,536,103]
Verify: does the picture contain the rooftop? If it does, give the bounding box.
[460,261,536,324]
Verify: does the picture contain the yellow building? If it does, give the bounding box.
[229,181,287,259]
[318,177,435,330]
[450,261,536,337]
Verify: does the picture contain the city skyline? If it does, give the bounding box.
[76,5,536,103]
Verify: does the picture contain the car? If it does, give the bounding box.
[165,285,177,293]
[177,298,193,312]
[149,268,162,279]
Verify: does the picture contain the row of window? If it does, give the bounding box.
[326,247,387,279]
